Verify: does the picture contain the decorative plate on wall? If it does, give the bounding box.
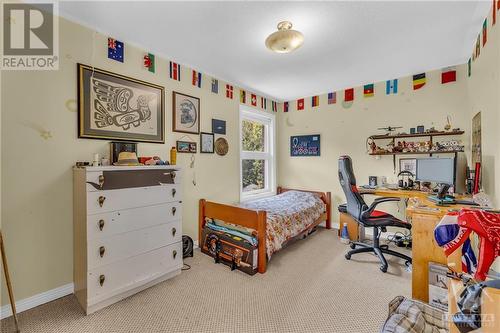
[215,137,229,156]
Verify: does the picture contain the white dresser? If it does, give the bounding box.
[73,165,182,314]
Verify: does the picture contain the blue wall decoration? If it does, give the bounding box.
[290,134,321,157]
[212,119,226,134]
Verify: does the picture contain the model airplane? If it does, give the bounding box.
[377,126,403,134]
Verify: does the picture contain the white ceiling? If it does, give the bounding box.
[58,1,491,101]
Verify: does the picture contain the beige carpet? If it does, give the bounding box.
[1,228,411,333]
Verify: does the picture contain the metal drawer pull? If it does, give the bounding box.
[99,274,105,286]
[172,250,177,259]
[171,189,176,197]
[98,175,105,189]
[172,207,177,215]
[172,228,176,237]
[98,196,106,207]
[99,246,105,258]
[170,171,176,180]
[98,219,105,231]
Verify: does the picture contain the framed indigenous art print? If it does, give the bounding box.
[172,91,200,134]
[78,63,165,143]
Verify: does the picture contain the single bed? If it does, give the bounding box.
[198,187,331,273]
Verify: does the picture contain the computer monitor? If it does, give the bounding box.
[416,157,455,185]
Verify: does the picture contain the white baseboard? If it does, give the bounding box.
[0,283,74,320]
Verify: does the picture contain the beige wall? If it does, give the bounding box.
[466,16,500,208]
[0,17,277,305]
[277,66,470,223]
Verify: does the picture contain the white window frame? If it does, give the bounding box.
[239,105,276,202]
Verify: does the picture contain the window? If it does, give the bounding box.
[239,106,276,201]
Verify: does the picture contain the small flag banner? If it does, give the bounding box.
[284,101,289,112]
[386,79,398,95]
[344,88,354,102]
[211,79,218,94]
[475,36,481,58]
[412,73,426,90]
[240,90,246,103]
[192,70,202,88]
[251,94,257,106]
[482,19,487,46]
[108,38,124,63]
[272,101,277,112]
[260,97,267,109]
[328,92,336,104]
[441,67,456,84]
[311,95,319,107]
[226,84,233,99]
[494,0,497,25]
[468,58,472,77]
[363,84,374,97]
[143,53,155,73]
[297,98,305,110]
[169,61,181,81]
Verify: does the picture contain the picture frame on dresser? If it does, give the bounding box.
[77,64,165,143]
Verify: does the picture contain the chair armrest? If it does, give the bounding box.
[364,197,400,217]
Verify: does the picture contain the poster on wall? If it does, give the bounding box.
[78,64,165,143]
[290,135,321,157]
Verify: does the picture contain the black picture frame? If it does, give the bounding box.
[212,119,226,134]
[200,132,214,153]
[176,140,197,153]
[78,63,165,143]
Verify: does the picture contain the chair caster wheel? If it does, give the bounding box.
[380,265,388,273]
[345,253,351,260]
[349,243,356,249]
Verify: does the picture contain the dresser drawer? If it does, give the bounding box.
[86,169,181,192]
[87,185,181,214]
[88,220,181,269]
[87,242,182,306]
[87,202,182,240]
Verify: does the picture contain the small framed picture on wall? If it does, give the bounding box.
[200,132,214,153]
[399,158,417,175]
[176,140,197,153]
[172,91,200,134]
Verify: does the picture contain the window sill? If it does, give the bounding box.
[240,190,276,203]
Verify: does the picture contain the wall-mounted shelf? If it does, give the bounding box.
[369,150,464,156]
[369,130,464,140]
[368,130,465,172]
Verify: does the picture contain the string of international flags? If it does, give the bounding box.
[106,37,280,113]
[282,67,457,112]
[468,0,498,76]
[283,1,499,113]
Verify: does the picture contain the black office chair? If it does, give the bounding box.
[338,155,411,272]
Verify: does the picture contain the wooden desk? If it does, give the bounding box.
[360,188,468,303]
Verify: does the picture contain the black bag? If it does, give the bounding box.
[452,279,500,333]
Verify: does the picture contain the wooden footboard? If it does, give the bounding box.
[199,187,331,274]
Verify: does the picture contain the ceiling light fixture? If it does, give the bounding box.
[265,21,304,53]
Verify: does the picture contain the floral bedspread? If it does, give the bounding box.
[240,190,326,259]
